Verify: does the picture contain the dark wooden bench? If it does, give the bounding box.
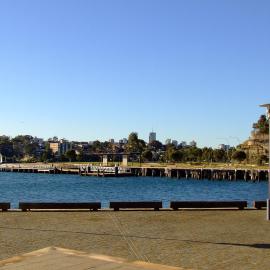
[19,202,101,211]
[0,203,10,211]
[253,201,267,210]
[170,201,247,210]
[110,201,162,211]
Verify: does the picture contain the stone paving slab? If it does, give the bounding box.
[0,247,185,270]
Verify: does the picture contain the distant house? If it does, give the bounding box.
[49,139,72,157]
[0,153,3,164]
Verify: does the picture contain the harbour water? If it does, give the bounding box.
[0,172,267,208]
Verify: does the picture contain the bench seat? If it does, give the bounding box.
[110,201,162,211]
[19,202,101,211]
[170,201,247,210]
[0,202,10,211]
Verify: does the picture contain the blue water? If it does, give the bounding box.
[0,172,268,208]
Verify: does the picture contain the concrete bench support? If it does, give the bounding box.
[253,201,267,210]
[0,202,10,211]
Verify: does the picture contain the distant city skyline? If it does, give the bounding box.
[0,130,222,149]
[0,0,269,147]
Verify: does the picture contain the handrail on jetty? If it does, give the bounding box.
[82,165,131,173]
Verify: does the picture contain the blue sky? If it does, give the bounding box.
[0,0,269,147]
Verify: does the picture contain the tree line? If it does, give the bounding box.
[0,132,251,164]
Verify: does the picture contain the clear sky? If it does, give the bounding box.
[0,0,269,147]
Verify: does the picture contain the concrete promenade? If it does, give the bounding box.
[0,210,269,269]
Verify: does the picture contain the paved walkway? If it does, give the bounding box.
[0,211,270,269]
[0,247,184,270]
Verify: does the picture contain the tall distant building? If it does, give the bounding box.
[119,138,128,144]
[180,141,187,147]
[190,140,197,147]
[172,140,178,147]
[149,132,156,143]
[165,139,171,145]
[218,144,231,151]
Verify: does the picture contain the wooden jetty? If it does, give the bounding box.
[0,164,268,181]
[129,167,269,181]
[0,164,135,177]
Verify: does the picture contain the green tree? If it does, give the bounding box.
[0,136,13,157]
[91,141,102,153]
[256,154,268,165]
[24,143,38,156]
[213,149,226,162]
[142,150,153,162]
[201,147,214,162]
[65,150,77,162]
[183,147,202,162]
[253,115,269,134]
[164,144,176,162]
[227,147,236,162]
[192,147,202,161]
[0,136,10,144]
[171,150,184,162]
[126,133,146,153]
[232,150,246,162]
[148,140,163,151]
[40,149,53,162]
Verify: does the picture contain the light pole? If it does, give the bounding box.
[260,104,270,221]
